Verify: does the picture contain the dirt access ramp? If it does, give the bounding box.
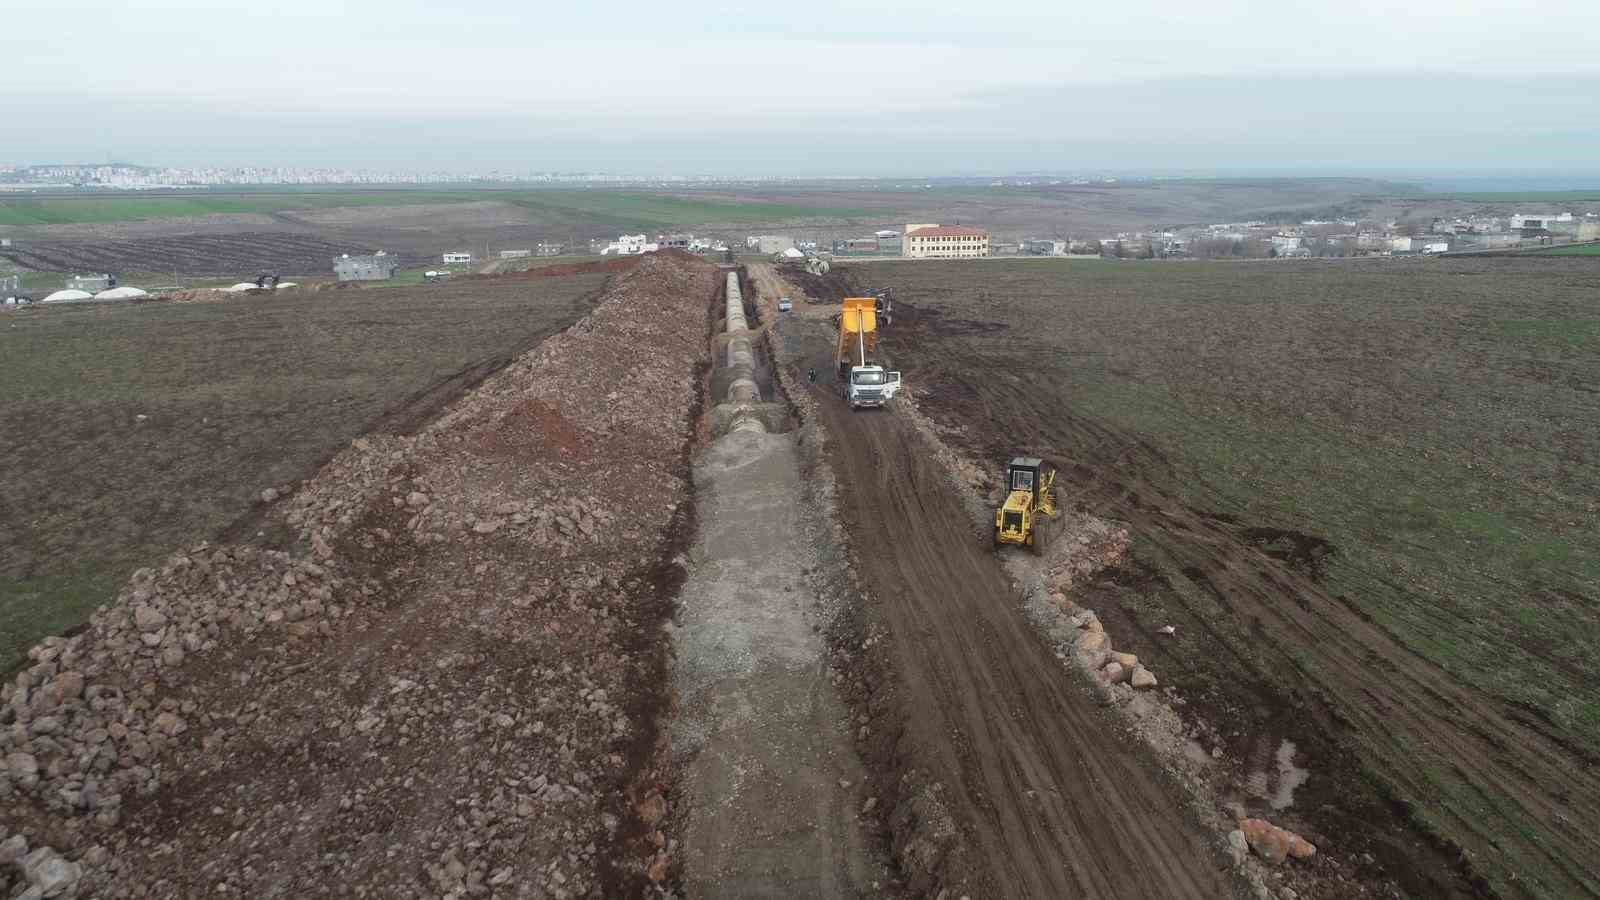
[0,251,718,897]
[758,264,1239,898]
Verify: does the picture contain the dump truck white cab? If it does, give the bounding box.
[844,364,901,410]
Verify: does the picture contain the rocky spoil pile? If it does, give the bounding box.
[0,251,718,897]
[2,545,350,817]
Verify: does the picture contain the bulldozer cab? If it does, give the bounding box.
[1006,457,1044,506]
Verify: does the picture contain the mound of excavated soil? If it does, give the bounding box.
[0,252,717,898]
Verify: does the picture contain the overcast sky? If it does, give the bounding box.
[7,0,1600,175]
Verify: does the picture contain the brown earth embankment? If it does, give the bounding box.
[0,251,718,898]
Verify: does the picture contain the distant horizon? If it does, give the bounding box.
[7,164,1600,188]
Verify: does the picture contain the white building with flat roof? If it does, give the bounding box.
[1510,213,1573,230]
[601,234,657,255]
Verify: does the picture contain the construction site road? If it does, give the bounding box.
[751,264,1238,898]
[816,394,1234,898]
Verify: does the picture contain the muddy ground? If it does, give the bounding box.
[830,257,1600,899]
[759,265,1243,899]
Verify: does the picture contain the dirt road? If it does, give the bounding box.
[819,398,1233,898]
[759,265,1235,898]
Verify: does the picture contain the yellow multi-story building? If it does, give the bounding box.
[903,224,990,258]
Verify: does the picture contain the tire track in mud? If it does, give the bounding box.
[816,394,1237,899]
[888,305,1600,898]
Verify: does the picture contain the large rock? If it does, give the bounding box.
[153,711,187,737]
[133,605,167,633]
[0,834,27,864]
[21,846,83,897]
[1099,661,1129,685]
[1227,829,1248,866]
[1240,817,1315,865]
[636,792,666,826]
[1075,630,1107,653]
[46,672,85,707]
[1130,665,1158,689]
[1241,817,1289,864]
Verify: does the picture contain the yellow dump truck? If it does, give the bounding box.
[836,297,900,409]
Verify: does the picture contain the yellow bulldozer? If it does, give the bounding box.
[994,457,1058,551]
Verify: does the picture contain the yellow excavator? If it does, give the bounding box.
[994,457,1058,551]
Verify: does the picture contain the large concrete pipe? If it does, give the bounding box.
[725,273,748,333]
[720,270,766,431]
[726,335,761,403]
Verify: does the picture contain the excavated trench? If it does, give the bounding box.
[667,270,884,896]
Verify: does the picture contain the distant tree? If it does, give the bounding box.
[1396,220,1423,237]
[1136,242,1155,259]
[1084,240,1103,256]
[1111,242,1127,259]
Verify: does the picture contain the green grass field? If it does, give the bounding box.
[1527,241,1600,256]
[0,189,880,227]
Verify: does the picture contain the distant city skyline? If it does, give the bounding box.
[5,165,1600,197]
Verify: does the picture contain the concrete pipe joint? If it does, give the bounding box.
[728,379,761,403]
[727,340,755,370]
